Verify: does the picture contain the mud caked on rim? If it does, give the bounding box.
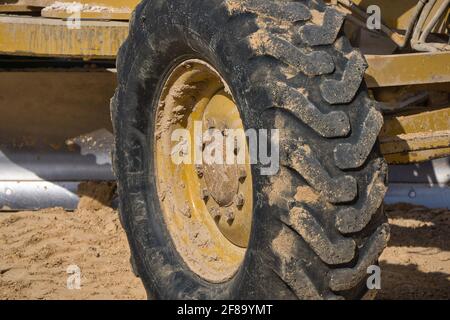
[155,59,253,283]
[112,0,389,299]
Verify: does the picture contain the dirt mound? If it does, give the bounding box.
[77,181,117,211]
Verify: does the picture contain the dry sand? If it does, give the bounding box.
[378,203,450,300]
[0,200,448,300]
[0,183,146,300]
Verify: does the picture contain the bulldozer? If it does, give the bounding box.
[0,0,449,299]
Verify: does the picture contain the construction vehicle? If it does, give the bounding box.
[0,0,449,299]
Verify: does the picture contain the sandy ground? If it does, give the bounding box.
[378,204,450,300]
[0,183,146,300]
[0,200,449,300]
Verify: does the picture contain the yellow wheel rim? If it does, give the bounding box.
[155,59,253,283]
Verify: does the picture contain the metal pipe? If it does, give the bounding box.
[337,0,449,52]
[400,0,429,48]
[419,0,450,43]
[411,0,450,51]
[412,0,437,44]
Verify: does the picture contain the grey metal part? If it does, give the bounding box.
[0,181,80,211]
[0,129,115,211]
[0,129,115,181]
[0,149,114,181]
[386,157,450,209]
[385,183,450,209]
[388,157,450,186]
[0,181,119,211]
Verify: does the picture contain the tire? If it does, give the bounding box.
[111,0,390,299]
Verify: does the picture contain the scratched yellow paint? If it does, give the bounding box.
[0,16,129,59]
[365,52,450,88]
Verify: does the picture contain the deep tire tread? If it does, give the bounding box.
[112,0,389,300]
[239,0,388,298]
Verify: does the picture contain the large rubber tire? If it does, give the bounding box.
[111,0,390,299]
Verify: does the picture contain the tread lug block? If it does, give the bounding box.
[249,31,335,76]
[329,224,390,291]
[333,36,354,54]
[299,8,345,46]
[272,227,325,300]
[334,108,384,169]
[336,161,388,234]
[286,206,356,264]
[282,139,357,203]
[227,0,311,22]
[320,50,367,104]
[271,82,350,137]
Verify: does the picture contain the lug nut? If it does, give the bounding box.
[234,193,245,208]
[225,209,235,223]
[210,207,221,219]
[221,126,230,137]
[202,132,213,147]
[180,203,191,218]
[239,167,247,182]
[201,188,209,201]
[195,164,204,178]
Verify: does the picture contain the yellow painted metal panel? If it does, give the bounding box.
[381,107,450,164]
[41,9,130,20]
[384,148,450,165]
[0,15,129,59]
[0,4,40,12]
[381,108,450,137]
[3,0,140,9]
[380,130,450,154]
[365,52,450,88]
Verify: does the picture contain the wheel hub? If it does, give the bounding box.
[197,91,251,245]
[203,144,240,207]
[202,95,240,208]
